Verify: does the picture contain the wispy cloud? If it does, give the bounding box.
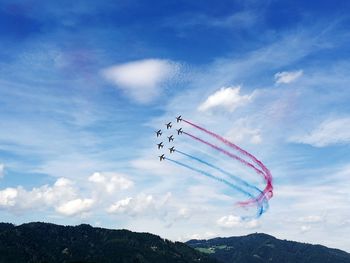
[164,11,258,30]
[290,117,350,147]
[274,70,303,84]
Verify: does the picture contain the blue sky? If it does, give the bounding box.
[1,0,350,251]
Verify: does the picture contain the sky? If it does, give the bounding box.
[0,0,350,252]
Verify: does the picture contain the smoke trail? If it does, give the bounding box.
[183,132,266,178]
[166,157,266,218]
[184,130,271,205]
[182,119,273,202]
[183,120,270,178]
[165,157,255,199]
[175,149,262,196]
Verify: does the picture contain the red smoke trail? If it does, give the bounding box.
[183,131,270,206]
[183,132,265,178]
[182,119,273,204]
[183,120,272,180]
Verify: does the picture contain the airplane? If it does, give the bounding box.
[157,142,164,149]
[156,129,162,137]
[159,154,165,161]
[176,128,183,135]
[168,135,174,142]
[169,146,175,153]
[166,122,172,129]
[176,115,182,122]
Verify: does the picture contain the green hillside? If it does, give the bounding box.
[0,222,218,263]
[187,233,350,263]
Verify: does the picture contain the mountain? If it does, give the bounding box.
[186,233,350,263]
[0,222,218,263]
[1,223,349,263]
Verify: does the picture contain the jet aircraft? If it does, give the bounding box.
[159,154,165,161]
[169,146,175,153]
[176,128,183,135]
[157,142,164,149]
[156,129,162,137]
[168,135,174,142]
[176,115,182,122]
[166,122,172,129]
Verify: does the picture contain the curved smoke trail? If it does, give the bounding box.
[175,149,263,196]
[183,132,266,179]
[165,157,265,217]
[182,119,273,205]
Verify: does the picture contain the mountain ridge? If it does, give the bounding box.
[0,222,218,263]
[186,233,350,263]
[0,222,349,263]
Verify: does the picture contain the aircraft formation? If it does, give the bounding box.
[156,115,182,161]
[153,115,273,219]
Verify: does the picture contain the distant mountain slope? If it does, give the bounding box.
[186,233,350,263]
[0,222,218,263]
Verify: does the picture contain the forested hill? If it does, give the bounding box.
[186,233,350,263]
[1,222,349,263]
[0,222,218,263]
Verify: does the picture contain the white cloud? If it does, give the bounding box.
[274,70,303,84]
[88,172,133,194]
[290,117,350,147]
[54,177,73,187]
[216,215,260,229]
[0,164,4,178]
[56,198,94,216]
[0,188,18,207]
[198,86,252,112]
[102,59,179,103]
[0,178,78,213]
[107,197,133,213]
[0,172,135,216]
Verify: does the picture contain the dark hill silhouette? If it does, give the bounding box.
[186,233,350,263]
[0,222,217,263]
[1,222,349,263]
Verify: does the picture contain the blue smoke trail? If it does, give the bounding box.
[175,150,263,196]
[166,157,266,218]
[166,157,256,200]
